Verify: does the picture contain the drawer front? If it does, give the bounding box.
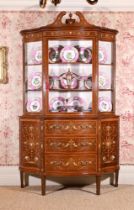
[45,120,97,136]
[46,137,96,153]
[45,154,96,173]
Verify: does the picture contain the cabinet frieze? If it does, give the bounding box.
[43,30,98,37]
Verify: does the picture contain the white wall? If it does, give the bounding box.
[0,0,134,11]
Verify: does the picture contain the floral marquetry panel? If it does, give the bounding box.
[45,120,97,136]
[100,119,119,168]
[46,154,97,174]
[20,119,43,169]
[46,137,96,153]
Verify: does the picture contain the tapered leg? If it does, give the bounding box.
[25,173,29,187]
[110,173,114,186]
[96,175,101,195]
[41,176,46,195]
[115,170,119,187]
[20,171,25,188]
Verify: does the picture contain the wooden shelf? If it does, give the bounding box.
[99,89,113,91]
[49,88,92,92]
[25,89,42,92]
[25,63,42,66]
[99,63,113,66]
[49,62,92,65]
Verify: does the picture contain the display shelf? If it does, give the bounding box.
[49,88,92,92]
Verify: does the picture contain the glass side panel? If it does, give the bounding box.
[25,91,42,113]
[99,65,112,90]
[98,41,114,112]
[98,91,113,112]
[24,41,43,113]
[99,41,113,65]
[48,40,93,113]
[25,65,42,90]
[25,41,42,65]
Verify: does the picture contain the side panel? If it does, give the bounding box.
[99,118,119,171]
[19,118,43,172]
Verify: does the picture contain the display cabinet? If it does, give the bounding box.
[19,12,119,195]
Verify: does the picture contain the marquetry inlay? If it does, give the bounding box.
[100,33,115,40]
[46,157,96,171]
[21,121,41,168]
[45,120,96,135]
[101,121,118,165]
[46,137,96,152]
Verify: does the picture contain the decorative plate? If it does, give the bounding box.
[84,75,92,89]
[60,46,79,63]
[79,47,92,63]
[67,96,84,107]
[49,97,65,111]
[27,98,42,112]
[49,47,60,63]
[31,48,42,64]
[28,72,42,90]
[99,47,107,64]
[99,72,110,89]
[99,97,112,112]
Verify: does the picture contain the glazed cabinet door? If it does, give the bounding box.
[47,39,95,115]
[100,118,119,170]
[19,119,43,171]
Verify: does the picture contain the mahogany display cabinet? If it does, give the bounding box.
[19,12,119,195]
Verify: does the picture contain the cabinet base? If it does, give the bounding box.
[19,170,119,195]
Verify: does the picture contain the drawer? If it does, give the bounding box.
[45,154,96,173]
[46,137,96,153]
[44,120,97,136]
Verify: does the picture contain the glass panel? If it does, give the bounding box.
[25,91,42,113]
[48,40,93,113]
[99,65,112,90]
[25,41,42,65]
[98,91,113,112]
[99,41,113,65]
[49,40,92,64]
[98,41,114,112]
[26,65,42,90]
[24,41,42,113]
